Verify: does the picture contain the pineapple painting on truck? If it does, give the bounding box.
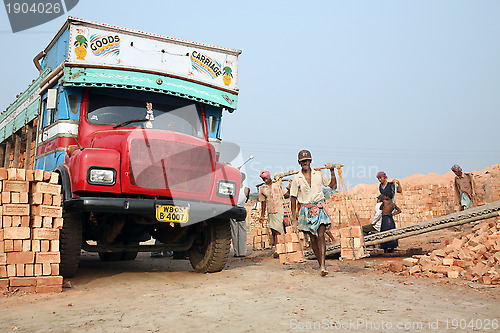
[0,17,245,277]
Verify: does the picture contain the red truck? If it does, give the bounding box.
[0,17,245,277]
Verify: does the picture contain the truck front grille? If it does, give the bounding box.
[129,139,213,193]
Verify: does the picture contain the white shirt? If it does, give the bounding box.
[371,202,382,231]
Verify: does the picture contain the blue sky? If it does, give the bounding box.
[1,1,499,191]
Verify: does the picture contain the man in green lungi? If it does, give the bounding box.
[290,150,337,276]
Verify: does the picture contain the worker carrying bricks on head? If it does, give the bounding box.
[451,164,476,211]
[258,170,289,257]
[290,149,337,276]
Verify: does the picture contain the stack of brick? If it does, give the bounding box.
[251,228,271,250]
[389,219,500,284]
[276,227,304,264]
[0,168,63,293]
[340,226,367,260]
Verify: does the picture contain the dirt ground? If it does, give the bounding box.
[1,229,499,333]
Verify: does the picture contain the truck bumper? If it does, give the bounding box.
[64,197,247,226]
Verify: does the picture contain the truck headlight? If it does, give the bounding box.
[88,167,116,186]
[217,180,237,198]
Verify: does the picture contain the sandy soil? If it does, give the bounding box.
[1,233,499,333]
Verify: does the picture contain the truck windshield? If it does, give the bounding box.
[87,88,204,138]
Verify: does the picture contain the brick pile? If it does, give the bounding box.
[246,207,272,250]
[0,168,63,294]
[326,164,500,229]
[388,219,500,284]
[339,226,367,260]
[276,226,305,263]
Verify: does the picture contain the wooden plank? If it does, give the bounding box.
[3,140,11,168]
[24,124,33,170]
[12,133,21,168]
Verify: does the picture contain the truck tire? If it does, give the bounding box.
[121,251,138,260]
[188,219,231,273]
[59,212,83,278]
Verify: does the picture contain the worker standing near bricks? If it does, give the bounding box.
[258,170,289,257]
[290,150,337,276]
[376,171,402,200]
[379,191,402,253]
[451,164,476,211]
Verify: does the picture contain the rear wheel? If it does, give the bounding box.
[59,212,83,278]
[188,219,231,273]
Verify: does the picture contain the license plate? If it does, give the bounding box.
[155,205,189,223]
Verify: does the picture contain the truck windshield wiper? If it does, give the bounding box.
[113,119,147,129]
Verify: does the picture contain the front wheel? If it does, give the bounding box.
[188,219,231,273]
[59,212,83,278]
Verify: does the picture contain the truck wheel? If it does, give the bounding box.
[121,242,139,260]
[121,251,138,260]
[59,212,83,278]
[188,219,231,273]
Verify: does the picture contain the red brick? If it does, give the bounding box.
[7,168,18,180]
[31,182,61,195]
[40,240,50,252]
[16,169,26,181]
[30,193,43,205]
[11,216,21,227]
[49,172,59,184]
[285,242,302,253]
[34,264,42,276]
[6,264,16,277]
[31,240,40,252]
[36,275,63,286]
[0,253,5,265]
[0,266,6,278]
[25,264,34,277]
[31,215,43,228]
[9,276,36,287]
[3,204,30,216]
[6,251,34,264]
[32,228,59,240]
[1,192,10,203]
[0,168,7,180]
[36,252,60,264]
[287,251,304,262]
[13,240,23,251]
[3,180,29,193]
[52,195,61,206]
[20,216,30,227]
[42,217,53,228]
[50,263,59,276]
[3,227,30,240]
[31,205,62,218]
[13,286,36,293]
[53,218,63,229]
[25,170,34,182]
[0,278,8,289]
[4,240,14,252]
[42,262,51,275]
[34,169,44,181]
[36,285,62,293]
